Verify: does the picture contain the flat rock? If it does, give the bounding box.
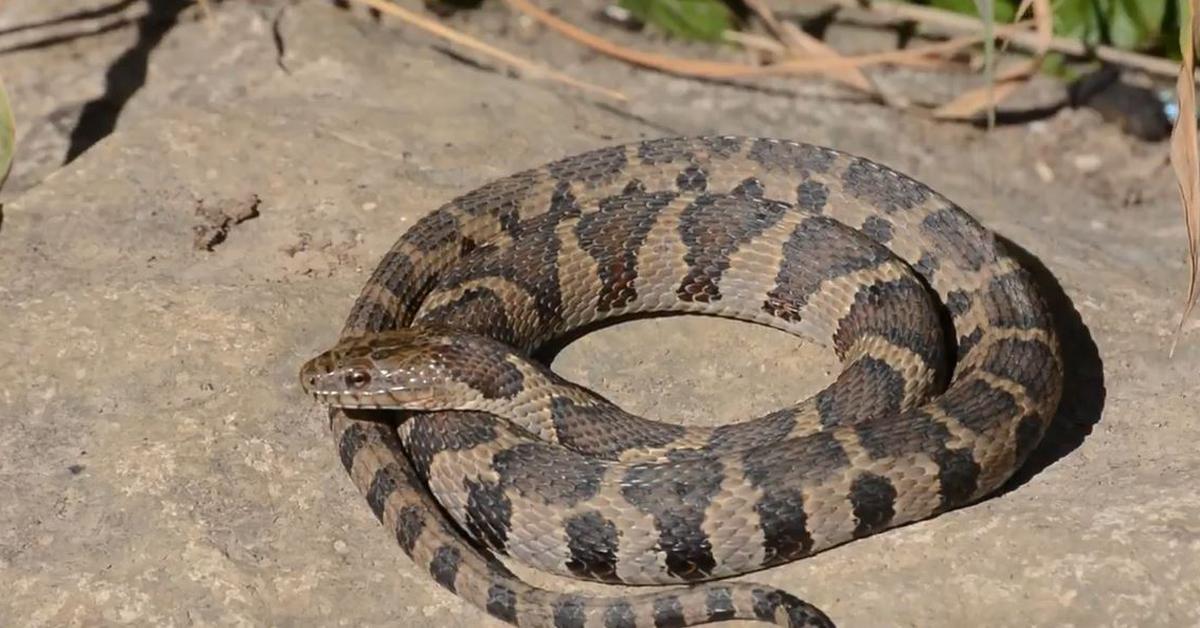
[2,2,1197,627]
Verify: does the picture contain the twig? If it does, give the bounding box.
[343,0,626,102]
[764,29,1029,74]
[813,0,1188,79]
[722,30,786,55]
[743,0,879,94]
[723,23,952,69]
[504,0,1014,80]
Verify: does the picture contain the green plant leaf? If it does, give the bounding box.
[618,0,733,42]
[1054,0,1103,46]
[1105,0,1167,49]
[931,0,1016,23]
[1052,0,1169,50]
[0,79,14,191]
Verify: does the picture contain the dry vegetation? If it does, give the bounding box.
[330,0,1200,343]
[0,0,1197,344]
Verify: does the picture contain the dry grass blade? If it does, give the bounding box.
[932,0,1051,120]
[722,30,785,55]
[505,0,1023,80]
[743,29,1026,75]
[503,0,769,77]
[1170,0,1200,356]
[1004,0,1049,53]
[344,0,625,102]
[0,78,14,190]
[931,63,1025,119]
[742,0,878,94]
[1019,0,1053,53]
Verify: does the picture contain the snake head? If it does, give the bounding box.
[300,327,522,411]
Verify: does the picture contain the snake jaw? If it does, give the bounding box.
[307,388,438,411]
[301,359,441,410]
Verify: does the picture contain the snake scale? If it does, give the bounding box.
[301,136,1064,627]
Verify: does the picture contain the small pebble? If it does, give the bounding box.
[1034,160,1055,183]
[1073,154,1103,173]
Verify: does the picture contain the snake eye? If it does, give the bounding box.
[345,369,371,389]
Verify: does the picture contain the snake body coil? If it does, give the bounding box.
[301,137,1063,627]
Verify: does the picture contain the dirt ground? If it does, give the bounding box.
[1,1,1198,627]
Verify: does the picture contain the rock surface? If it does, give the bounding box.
[2,2,1198,627]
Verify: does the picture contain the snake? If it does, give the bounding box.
[300,136,1064,627]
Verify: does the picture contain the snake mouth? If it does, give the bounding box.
[308,389,438,411]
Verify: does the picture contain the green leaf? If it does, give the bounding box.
[0,79,14,191]
[1052,0,1169,50]
[1159,0,1182,59]
[1054,0,1104,46]
[618,0,733,42]
[1105,0,1167,49]
[931,0,1016,23]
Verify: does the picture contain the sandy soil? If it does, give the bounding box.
[1,2,1198,627]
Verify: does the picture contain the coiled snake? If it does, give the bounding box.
[300,137,1063,627]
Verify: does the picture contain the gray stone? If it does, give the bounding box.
[1,2,1197,627]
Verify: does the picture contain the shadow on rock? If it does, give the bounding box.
[0,0,139,39]
[997,235,1106,493]
[65,0,192,163]
[482,229,1105,496]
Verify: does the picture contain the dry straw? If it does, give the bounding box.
[1171,0,1200,356]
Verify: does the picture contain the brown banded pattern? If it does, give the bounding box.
[303,137,1063,627]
